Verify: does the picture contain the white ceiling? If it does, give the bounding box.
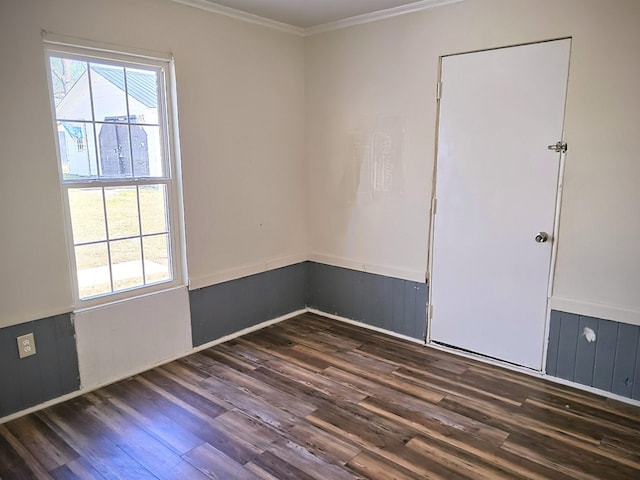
[192,0,447,29]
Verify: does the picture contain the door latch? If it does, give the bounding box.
[535,232,550,243]
[547,142,568,153]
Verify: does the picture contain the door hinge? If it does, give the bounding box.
[547,141,568,153]
[436,81,442,100]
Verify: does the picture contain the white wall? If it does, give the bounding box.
[176,5,308,288]
[0,1,74,326]
[74,287,192,391]
[0,0,306,329]
[305,0,640,325]
[2,0,639,344]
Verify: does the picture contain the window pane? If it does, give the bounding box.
[126,67,159,124]
[110,238,143,291]
[97,122,133,178]
[75,242,111,299]
[57,121,99,180]
[133,125,164,177]
[139,185,167,234]
[143,234,171,284]
[50,58,90,121]
[105,186,139,239]
[48,47,180,304]
[90,64,128,122]
[68,188,106,244]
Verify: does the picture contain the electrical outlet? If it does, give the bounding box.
[17,333,37,359]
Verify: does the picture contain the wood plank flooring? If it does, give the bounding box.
[1,312,639,479]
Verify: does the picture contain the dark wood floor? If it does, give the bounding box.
[1,313,639,479]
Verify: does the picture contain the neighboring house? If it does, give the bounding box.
[55,65,161,178]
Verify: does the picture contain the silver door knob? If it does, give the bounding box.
[535,232,549,243]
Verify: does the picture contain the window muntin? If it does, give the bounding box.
[47,46,181,303]
[50,57,166,181]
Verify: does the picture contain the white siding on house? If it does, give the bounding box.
[55,71,161,178]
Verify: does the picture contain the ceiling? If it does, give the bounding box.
[190,0,447,30]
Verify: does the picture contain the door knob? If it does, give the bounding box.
[535,232,549,243]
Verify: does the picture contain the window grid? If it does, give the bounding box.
[65,183,173,298]
[99,186,115,293]
[47,44,181,304]
[86,63,101,178]
[73,231,170,249]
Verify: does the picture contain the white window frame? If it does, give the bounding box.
[44,38,186,308]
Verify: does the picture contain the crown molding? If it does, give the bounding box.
[304,0,465,36]
[170,0,464,37]
[171,0,305,36]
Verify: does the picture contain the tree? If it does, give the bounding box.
[49,57,86,104]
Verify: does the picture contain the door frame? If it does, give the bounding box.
[425,38,572,372]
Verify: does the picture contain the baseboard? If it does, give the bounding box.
[4,305,638,423]
[191,308,306,354]
[316,308,640,408]
[426,339,640,408]
[306,308,424,345]
[542,374,640,408]
[0,309,305,424]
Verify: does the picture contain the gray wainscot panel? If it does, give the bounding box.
[546,311,640,400]
[308,262,427,341]
[190,263,309,347]
[0,313,80,418]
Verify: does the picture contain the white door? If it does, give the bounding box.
[429,40,571,370]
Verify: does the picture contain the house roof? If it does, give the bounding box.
[91,65,158,109]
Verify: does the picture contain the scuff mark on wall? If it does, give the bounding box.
[353,116,405,203]
[338,116,408,258]
[582,327,596,342]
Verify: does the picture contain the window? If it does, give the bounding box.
[45,42,183,303]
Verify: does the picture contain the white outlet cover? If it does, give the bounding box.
[17,332,37,359]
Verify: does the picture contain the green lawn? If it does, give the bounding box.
[68,186,171,298]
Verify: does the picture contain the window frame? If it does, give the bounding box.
[44,39,186,308]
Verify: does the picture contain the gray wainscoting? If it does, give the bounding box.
[190,263,309,347]
[190,261,428,346]
[546,310,640,400]
[308,262,428,340]
[0,313,80,418]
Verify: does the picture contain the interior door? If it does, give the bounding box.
[429,39,571,370]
